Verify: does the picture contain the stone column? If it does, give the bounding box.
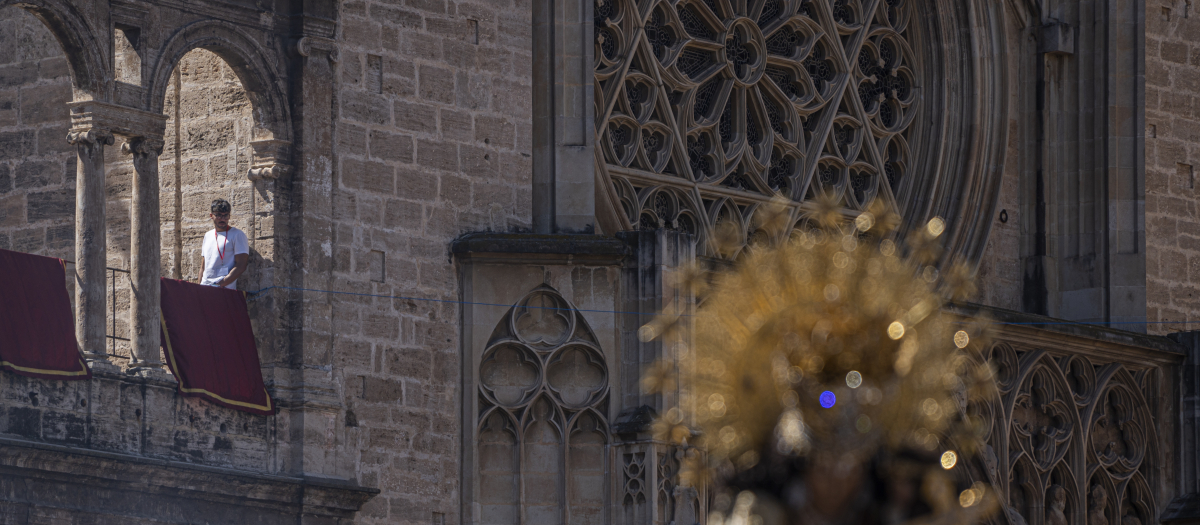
[68,127,114,360]
[614,229,700,525]
[532,0,596,233]
[125,136,165,369]
[1169,331,1200,497]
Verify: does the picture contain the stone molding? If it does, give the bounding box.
[0,437,377,523]
[68,100,167,141]
[949,303,1185,366]
[452,232,631,266]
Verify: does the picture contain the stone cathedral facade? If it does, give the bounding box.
[0,0,1198,524]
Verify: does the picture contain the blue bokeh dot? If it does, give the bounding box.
[819,391,836,408]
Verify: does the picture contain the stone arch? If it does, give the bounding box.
[147,20,291,145]
[0,0,109,99]
[905,0,1011,265]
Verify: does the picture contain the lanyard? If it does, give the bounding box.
[215,230,229,260]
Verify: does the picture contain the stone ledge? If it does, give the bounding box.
[451,232,630,265]
[1162,493,1200,523]
[0,436,377,523]
[950,302,1186,364]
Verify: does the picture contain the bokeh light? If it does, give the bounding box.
[819,391,836,408]
[856,415,871,433]
[954,330,970,348]
[845,370,862,388]
[959,488,980,508]
[941,450,957,469]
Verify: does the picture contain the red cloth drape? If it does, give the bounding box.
[0,249,90,380]
[159,278,273,415]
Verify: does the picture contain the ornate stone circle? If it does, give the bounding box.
[596,0,923,255]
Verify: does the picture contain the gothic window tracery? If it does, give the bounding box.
[596,0,919,257]
[964,345,1159,525]
[476,286,610,525]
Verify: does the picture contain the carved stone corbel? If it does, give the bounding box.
[247,139,292,182]
[295,36,339,63]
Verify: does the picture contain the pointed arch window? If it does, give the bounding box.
[476,286,611,525]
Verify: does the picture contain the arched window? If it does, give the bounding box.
[475,285,610,525]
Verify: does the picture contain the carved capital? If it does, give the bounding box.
[66,128,115,148]
[121,137,165,158]
[296,36,339,63]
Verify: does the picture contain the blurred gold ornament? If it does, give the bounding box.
[644,201,996,525]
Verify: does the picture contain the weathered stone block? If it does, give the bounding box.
[362,377,405,404]
[439,108,472,142]
[395,166,437,201]
[369,130,414,163]
[342,90,392,126]
[0,195,25,227]
[384,347,431,379]
[418,65,455,105]
[408,0,447,14]
[394,100,437,134]
[417,139,458,172]
[35,125,71,155]
[371,4,422,29]
[0,131,32,158]
[364,313,400,339]
[3,406,40,439]
[17,82,69,125]
[343,157,395,195]
[13,160,60,190]
[0,62,35,88]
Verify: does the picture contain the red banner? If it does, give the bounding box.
[159,278,273,415]
[0,249,91,380]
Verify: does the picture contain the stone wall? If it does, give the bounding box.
[0,7,75,261]
[1146,0,1200,335]
[0,369,277,470]
[331,0,533,522]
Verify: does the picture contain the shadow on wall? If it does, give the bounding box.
[0,7,76,261]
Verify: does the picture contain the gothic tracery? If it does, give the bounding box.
[476,286,611,525]
[596,0,919,254]
[970,345,1160,525]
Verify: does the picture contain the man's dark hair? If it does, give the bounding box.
[211,199,231,214]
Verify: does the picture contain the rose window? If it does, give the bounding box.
[596,0,920,255]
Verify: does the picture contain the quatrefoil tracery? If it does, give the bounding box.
[596,0,921,256]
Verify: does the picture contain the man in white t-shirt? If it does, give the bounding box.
[200,199,250,289]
